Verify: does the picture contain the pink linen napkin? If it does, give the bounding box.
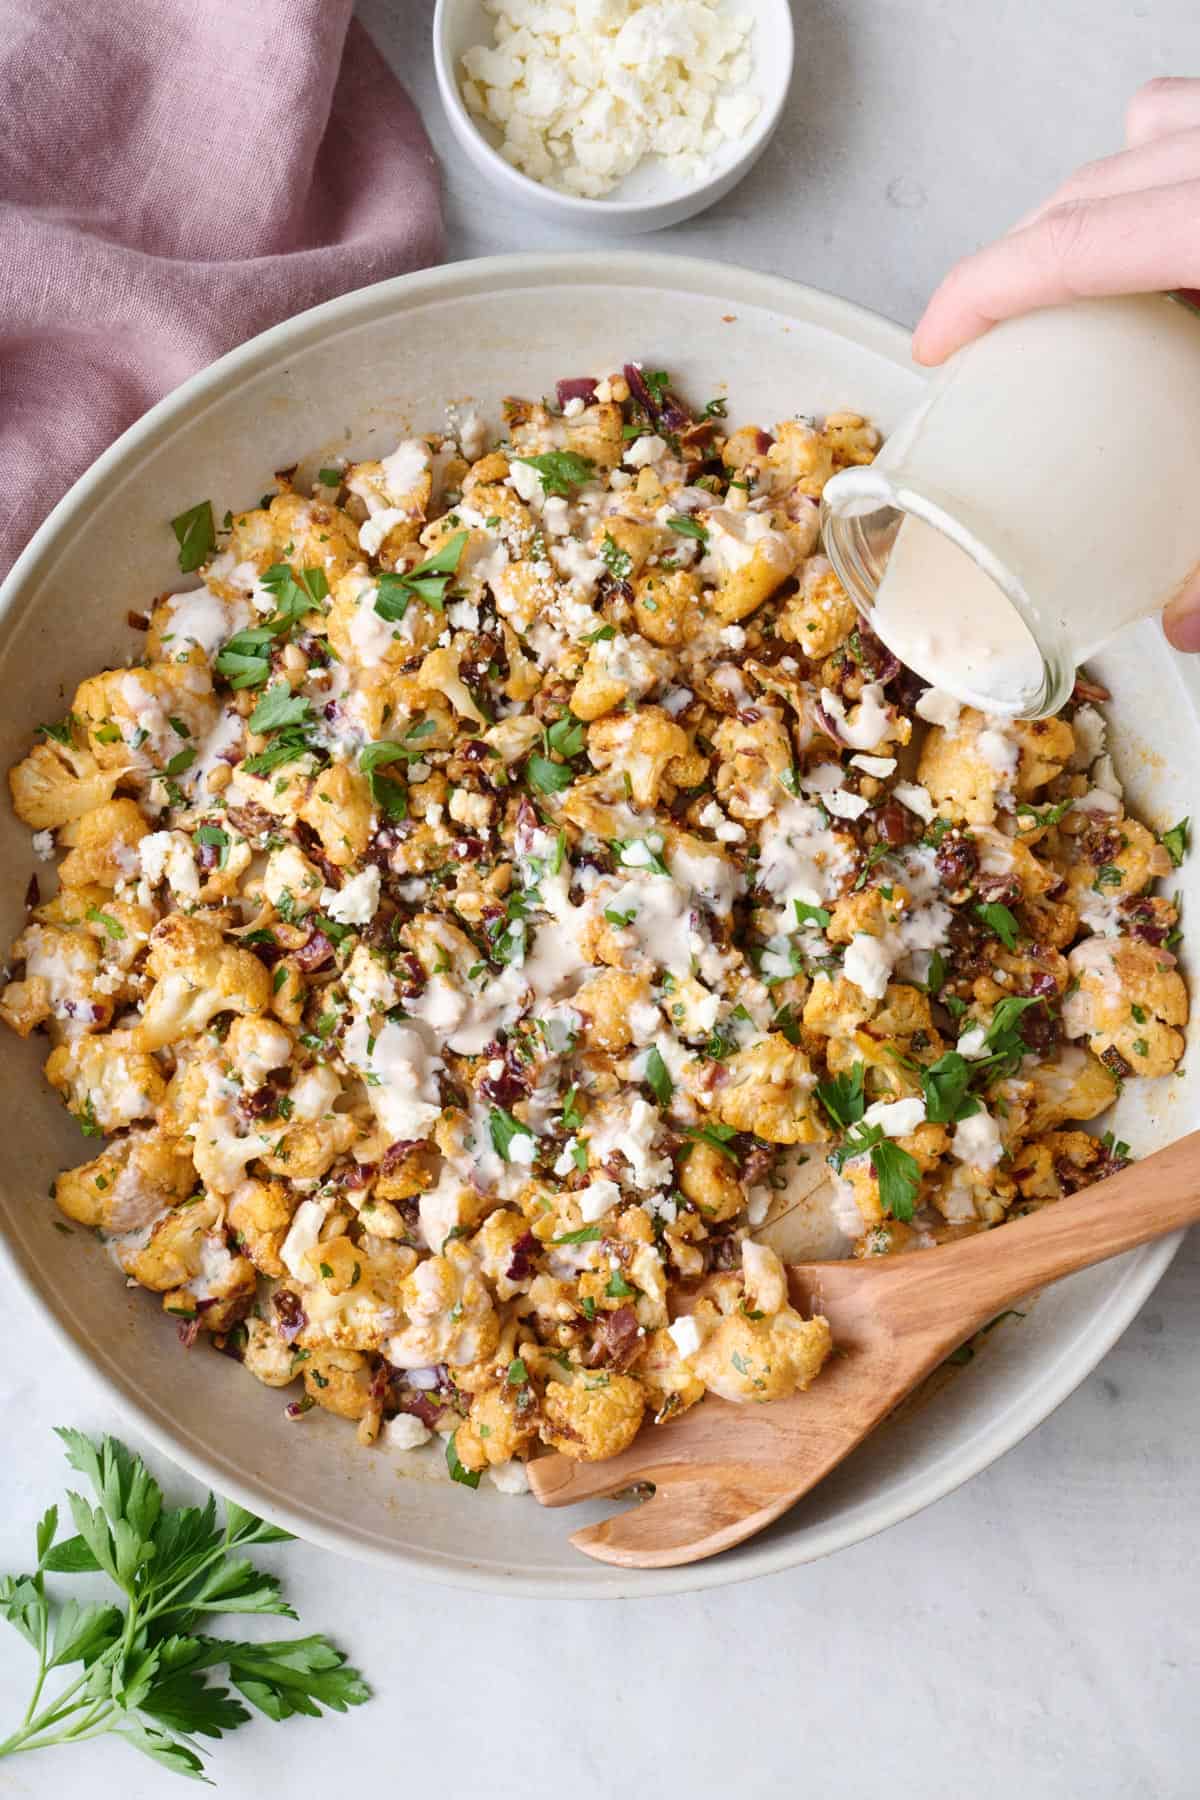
[0,0,443,579]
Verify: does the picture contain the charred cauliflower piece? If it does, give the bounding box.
[1063,937,1188,1077]
[138,915,270,1049]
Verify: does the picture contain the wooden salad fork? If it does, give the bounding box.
[528,1131,1200,1568]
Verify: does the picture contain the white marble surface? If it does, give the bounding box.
[4,1,1200,1793]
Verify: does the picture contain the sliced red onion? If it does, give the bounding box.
[556,377,597,408]
[293,928,334,972]
[273,1289,307,1343]
[506,1231,538,1283]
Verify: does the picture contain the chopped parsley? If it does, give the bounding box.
[525,753,574,795]
[513,451,595,498]
[974,901,1021,949]
[488,1106,535,1162]
[374,532,468,619]
[815,1062,866,1130]
[445,1431,481,1489]
[600,534,632,580]
[1161,817,1190,867]
[84,906,125,941]
[170,499,216,573]
[666,515,708,545]
[249,684,312,734]
[643,1045,673,1108]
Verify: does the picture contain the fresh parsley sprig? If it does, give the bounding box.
[374,533,468,620]
[0,1430,368,1780]
[513,451,595,498]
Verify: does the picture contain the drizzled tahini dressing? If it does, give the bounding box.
[871,514,1043,715]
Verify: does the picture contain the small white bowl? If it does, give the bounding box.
[432,0,794,234]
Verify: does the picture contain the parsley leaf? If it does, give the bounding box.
[445,1432,481,1489]
[1015,796,1074,830]
[358,742,410,819]
[84,905,125,941]
[1160,817,1189,867]
[871,1140,921,1222]
[815,1062,866,1130]
[374,533,468,619]
[600,534,632,580]
[170,500,216,573]
[193,824,231,869]
[919,1051,981,1125]
[215,626,276,689]
[488,1106,535,1162]
[643,1045,673,1108]
[666,515,708,544]
[525,753,574,795]
[0,1429,368,1779]
[249,685,311,734]
[611,837,670,877]
[794,900,832,930]
[513,451,595,498]
[974,901,1021,949]
[545,714,585,759]
[682,1121,740,1161]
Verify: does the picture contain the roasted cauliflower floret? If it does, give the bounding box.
[55,798,149,889]
[241,1316,300,1388]
[707,1033,823,1145]
[45,1031,165,1133]
[74,663,217,774]
[302,1348,376,1420]
[453,1382,538,1473]
[686,1267,832,1403]
[541,1370,645,1461]
[386,1240,499,1371]
[586,709,690,807]
[9,737,118,829]
[712,709,793,822]
[631,567,705,646]
[1063,937,1187,1077]
[679,1137,745,1222]
[297,762,375,868]
[777,557,858,657]
[137,915,270,1049]
[571,631,672,720]
[54,1128,195,1232]
[227,1176,297,1277]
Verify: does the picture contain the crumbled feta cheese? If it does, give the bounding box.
[823,787,871,821]
[667,1314,703,1359]
[386,1414,432,1451]
[31,830,55,861]
[577,1178,621,1222]
[321,867,381,926]
[624,433,669,468]
[952,1105,1004,1169]
[915,688,963,730]
[460,0,760,200]
[842,932,895,1001]
[892,781,935,823]
[862,1096,926,1137]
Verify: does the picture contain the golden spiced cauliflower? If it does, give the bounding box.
[3,360,1184,1476]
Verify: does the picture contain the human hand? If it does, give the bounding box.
[912,77,1200,650]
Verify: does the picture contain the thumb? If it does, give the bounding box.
[1162,567,1200,652]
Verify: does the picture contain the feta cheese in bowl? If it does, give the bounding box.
[433,0,794,231]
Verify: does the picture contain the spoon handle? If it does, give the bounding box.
[892,1128,1200,1334]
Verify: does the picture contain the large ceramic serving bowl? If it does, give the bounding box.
[1,255,1195,1597]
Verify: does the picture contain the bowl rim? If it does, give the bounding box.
[431,0,795,220]
[0,250,1184,1598]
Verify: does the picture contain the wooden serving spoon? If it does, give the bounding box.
[528,1130,1200,1568]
